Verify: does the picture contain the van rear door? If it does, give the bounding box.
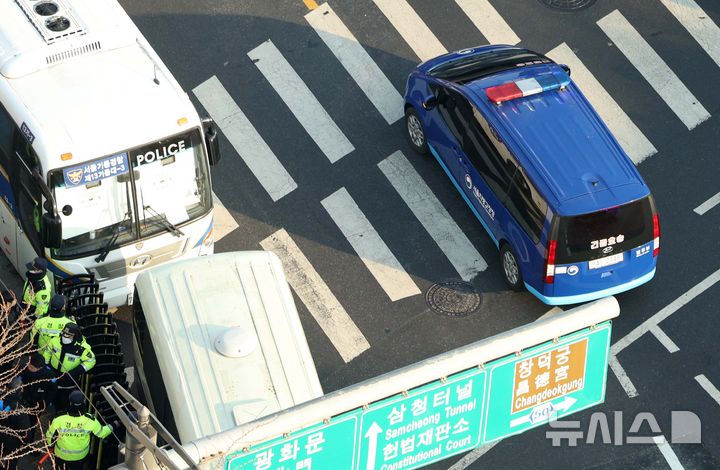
[551,196,657,294]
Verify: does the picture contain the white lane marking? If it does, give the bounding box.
[378,151,487,281]
[661,0,720,69]
[193,76,297,202]
[650,325,679,353]
[537,307,563,321]
[611,266,720,356]
[305,4,404,124]
[653,435,685,470]
[321,188,421,301]
[547,43,657,164]
[372,0,447,62]
[694,192,720,215]
[447,441,500,470]
[260,229,370,362]
[125,366,134,387]
[212,192,239,242]
[455,0,520,45]
[695,374,720,406]
[609,355,639,398]
[248,40,354,163]
[598,10,710,130]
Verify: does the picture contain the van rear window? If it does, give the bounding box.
[555,197,653,264]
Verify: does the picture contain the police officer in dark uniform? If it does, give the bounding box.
[19,352,58,411]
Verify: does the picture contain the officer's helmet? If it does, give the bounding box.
[60,322,82,344]
[68,389,85,413]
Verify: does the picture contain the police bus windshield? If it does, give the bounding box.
[49,129,212,259]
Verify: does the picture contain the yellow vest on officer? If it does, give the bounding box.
[32,315,73,351]
[22,274,52,317]
[46,413,112,461]
[43,335,96,374]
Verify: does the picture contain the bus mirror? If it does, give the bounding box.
[202,117,221,166]
[42,213,62,249]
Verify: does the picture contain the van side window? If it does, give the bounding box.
[505,167,548,243]
[444,88,515,200]
[433,85,465,143]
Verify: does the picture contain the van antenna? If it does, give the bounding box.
[153,65,160,85]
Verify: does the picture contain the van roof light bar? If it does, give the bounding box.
[485,73,569,105]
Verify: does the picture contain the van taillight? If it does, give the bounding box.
[653,214,660,257]
[545,240,557,284]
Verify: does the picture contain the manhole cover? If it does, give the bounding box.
[537,0,597,11]
[425,281,482,317]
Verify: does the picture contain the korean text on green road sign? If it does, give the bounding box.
[226,322,611,470]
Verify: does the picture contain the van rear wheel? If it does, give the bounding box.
[500,244,524,292]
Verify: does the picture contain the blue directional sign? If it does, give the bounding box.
[225,322,612,470]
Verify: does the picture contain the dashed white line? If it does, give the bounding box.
[248,40,355,163]
[305,3,404,124]
[455,0,520,45]
[378,151,487,281]
[372,0,447,62]
[193,76,297,202]
[447,441,500,470]
[546,43,657,164]
[649,325,679,353]
[609,355,639,398]
[260,228,370,362]
[598,10,710,130]
[611,266,720,356]
[661,0,720,69]
[321,187,421,301]
[695,374,720,407]
[694,192,720,215]
[653,435,685,470]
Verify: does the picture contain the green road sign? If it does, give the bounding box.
[225,322,611,470]
[483,323,611,443]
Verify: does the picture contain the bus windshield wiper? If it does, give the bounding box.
[95,212,132,263]
[143,205,184,238]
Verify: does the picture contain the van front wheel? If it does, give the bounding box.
[405,107,429,155]
[500,244,524,292]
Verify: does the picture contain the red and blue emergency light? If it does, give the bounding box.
[485,74,569,105]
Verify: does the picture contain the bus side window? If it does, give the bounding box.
[12,131,42,252]
[0,105,14,172]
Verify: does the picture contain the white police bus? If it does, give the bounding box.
[0,0,220,307]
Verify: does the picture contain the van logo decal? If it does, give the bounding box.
[464,174,473,189]
[472,187,495,220]
[591,234,624,250]
[602,246,614,254]
[567,265,579,276]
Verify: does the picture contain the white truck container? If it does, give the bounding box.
[131,251,323,444]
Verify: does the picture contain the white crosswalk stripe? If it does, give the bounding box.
[306,3,404,124]
[260,229,371,363]
[211,192,239,242]
[598,10,710,130]
[322,187,421,301]
[372,0,447,62]
[378,151,488,281]
[248,40,355,163]
[547,43,657,164]
[661,0,720,69]
[455,0,520,45]
[193,76,297,202]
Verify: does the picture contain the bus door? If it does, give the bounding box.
[13,131,45,273]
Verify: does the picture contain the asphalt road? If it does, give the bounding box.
[3,0,720,468]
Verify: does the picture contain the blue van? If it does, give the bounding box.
[403,45,659,305]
